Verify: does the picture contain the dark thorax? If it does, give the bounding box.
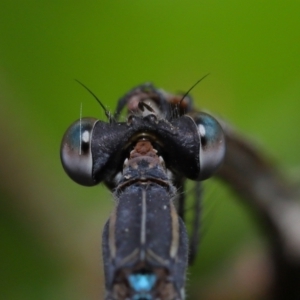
[103,140,188,300]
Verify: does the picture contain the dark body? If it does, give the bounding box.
[61,83,300,299]
[102,141,188,299]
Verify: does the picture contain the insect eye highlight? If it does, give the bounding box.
[60,117,98,186]
[194,112,226,180]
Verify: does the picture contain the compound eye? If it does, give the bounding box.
[60,118,98,186]
[195,112,225,180]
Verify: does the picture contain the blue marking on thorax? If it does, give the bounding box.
[128,273,156,292]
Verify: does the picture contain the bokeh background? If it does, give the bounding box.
[1,1,299,299]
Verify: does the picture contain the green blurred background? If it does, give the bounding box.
[0,1,299,299]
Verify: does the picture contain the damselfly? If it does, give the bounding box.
[60,83,300,300]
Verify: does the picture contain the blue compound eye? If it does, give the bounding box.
[194,112,226,180]
[60,118,98,186]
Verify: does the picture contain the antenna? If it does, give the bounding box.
[179,73,210,106]
[75,79,113,122]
